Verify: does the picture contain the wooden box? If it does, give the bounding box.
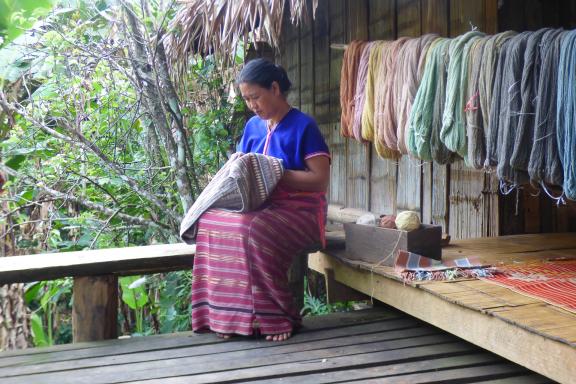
[344,223,442,266]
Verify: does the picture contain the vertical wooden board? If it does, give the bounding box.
[432,164,450,231]
[314,0,331,125]
[395,0,422,214]
[299,0,314,116]
[368,0,397,215]
[449,160,486,239]
[484,0,499,34]
[370,158,398,215]
[421,162,433,224]
[283,13,301,109]
[330,123,347,206]
[329,0,346,120]
[421,0,449,35]
[559,0,576,29]
[328,0,346,205]
[368,0,395,39]
[523,187,541,234]
[450,0,486,34]
[497,0,526,32]
[486,172,499,237]
[422,0,449,230]
[345,0,370,210]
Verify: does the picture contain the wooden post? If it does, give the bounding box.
[288,252,308,312]
[324,268,368,304]
[72,275,118,342]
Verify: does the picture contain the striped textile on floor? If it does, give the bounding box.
[483,259,576,314]
[395,250,494,281]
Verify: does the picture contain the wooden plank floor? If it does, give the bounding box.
[0,308,553,384]
[309,233,576,384]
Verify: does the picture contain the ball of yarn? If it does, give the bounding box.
[379,215,397,229]
[395,211,421,231]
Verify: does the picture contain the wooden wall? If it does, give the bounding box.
[276,0,576,239]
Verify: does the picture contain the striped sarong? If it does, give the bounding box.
[191,187,325,336]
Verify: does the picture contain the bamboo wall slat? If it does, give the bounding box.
[328,0,347,206]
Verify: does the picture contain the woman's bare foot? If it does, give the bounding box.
[265,332,291,341]
[216,333,232,339]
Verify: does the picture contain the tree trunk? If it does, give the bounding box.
[122,4,195,212]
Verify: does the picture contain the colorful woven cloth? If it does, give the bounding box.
[483,259,576,314]
[180,152,284,243]
[395,250,494,281]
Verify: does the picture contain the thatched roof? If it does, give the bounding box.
[165,0,317,67]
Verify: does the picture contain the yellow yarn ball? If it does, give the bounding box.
[395,211,421,231]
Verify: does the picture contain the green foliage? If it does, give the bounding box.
[1,0,245,346]
[0,0,54,47]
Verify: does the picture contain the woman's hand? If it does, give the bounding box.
[280,156,330,192]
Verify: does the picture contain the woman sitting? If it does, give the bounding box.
[191,58,330,341]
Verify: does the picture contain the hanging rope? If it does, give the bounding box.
[351,42,374,141]
[440,30,485,157]
[340,40,367,138]
[528,29,565,187]
[557,29,576,200]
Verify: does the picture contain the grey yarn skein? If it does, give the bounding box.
[465,36,490,169]
[528,29,565,187]
[496,31,531,185]
[510,28,550,174]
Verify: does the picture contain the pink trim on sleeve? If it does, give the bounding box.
[304,152,331,160]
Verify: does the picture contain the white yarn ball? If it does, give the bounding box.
[395,211,421,231]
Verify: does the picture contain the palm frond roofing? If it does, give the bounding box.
[164,0,317,66]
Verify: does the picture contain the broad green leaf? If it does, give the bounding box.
[30,312,48,347]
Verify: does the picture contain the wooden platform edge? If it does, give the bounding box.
[308,251,576,384]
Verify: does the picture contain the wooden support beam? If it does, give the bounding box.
[324,268,368,304]
[308,251,576,384]
[73,275,118,342]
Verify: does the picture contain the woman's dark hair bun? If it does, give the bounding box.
[237,58,292,94]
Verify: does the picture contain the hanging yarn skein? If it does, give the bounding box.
[464,36,490,169]
[340,41,367,138]
[557,29,576,200]
[361,41,384,142]
[478,31,517,149]
[374,40,403,159]
[430,39,456,164]
[407,37,446,161]
[440,30,485,158]
[496,31,531,185]
[528,29,565,187]
[486,37,513,168]
[379,37,409,154]
[396,34,438,154]
[351,42,374,141]
[510,28,550,175]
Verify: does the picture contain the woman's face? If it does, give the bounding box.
[239,81,282,120]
